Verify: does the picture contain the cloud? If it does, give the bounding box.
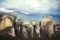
[0,7,14,12]
[0,0,59,14]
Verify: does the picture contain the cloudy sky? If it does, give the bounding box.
[0,0,60,21]
[0,0,59,13]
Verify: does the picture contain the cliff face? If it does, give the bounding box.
[0,13,16,36]
[41,16,54,37]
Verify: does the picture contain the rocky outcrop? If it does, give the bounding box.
[0,13,17,37]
